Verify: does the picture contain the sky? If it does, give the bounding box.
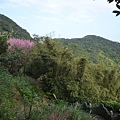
[0,0,120,42]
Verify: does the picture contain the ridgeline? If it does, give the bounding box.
[0,14,31,39]
[59,35,120,67]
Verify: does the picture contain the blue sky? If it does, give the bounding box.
[0,0,120,42]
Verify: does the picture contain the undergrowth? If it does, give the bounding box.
[0,66,94,120]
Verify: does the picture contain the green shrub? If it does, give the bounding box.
[103,101,120,112]
[0,66,42,119]
[0,66,18,119]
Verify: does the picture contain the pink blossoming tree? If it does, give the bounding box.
[7,39,35,75]
[7,38,35,51]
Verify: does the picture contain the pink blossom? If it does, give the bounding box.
[7,38,35,51]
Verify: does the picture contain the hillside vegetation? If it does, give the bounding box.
[0,15,120,120]
[0,35,94,120]
[0,14,31,39]
[59,35,120,67]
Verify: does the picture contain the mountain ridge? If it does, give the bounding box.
[58,35,120,66]
[0,14,31,39]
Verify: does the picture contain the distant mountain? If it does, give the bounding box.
[0,14,31,39]
[59,35,120,66]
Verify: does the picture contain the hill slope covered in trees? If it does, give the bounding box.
[59,35,120,67]
[0,14,31,39]
[1,14,120,120]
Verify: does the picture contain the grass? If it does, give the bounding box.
[31,100,94,120]
[0,66,94,120]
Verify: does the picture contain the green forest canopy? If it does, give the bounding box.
[57,35,120,67]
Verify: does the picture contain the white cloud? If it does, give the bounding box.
[3,0,116,14]
[7,0,39,6]
[35,15,57,21]
[18,16,27,20]
[1,0,117,25]
[3,0,116,11]
[67,13,94,23]
[0,2,17,9]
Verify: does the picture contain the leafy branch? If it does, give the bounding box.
[108,0,120,16]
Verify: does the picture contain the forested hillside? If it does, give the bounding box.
[0,14,31,39]
[59,35,120,67]
[1,15,120,119]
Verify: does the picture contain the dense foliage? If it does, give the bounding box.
[58,35,120,67]
[0,32,8,55]
[0,36,35,75]
[1,20,120,119]
[0,66,94,120]
[0,14,31,39]
[26,36,120,103]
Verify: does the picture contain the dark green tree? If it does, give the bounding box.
[26,37,80,102]
[0,32,8,55]
[108,0,120,16]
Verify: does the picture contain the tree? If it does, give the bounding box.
[0,32,9,55]
[26,37,80,102]
[5,38,35,75]
[108,0,120,4]
[107,0,120,16]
